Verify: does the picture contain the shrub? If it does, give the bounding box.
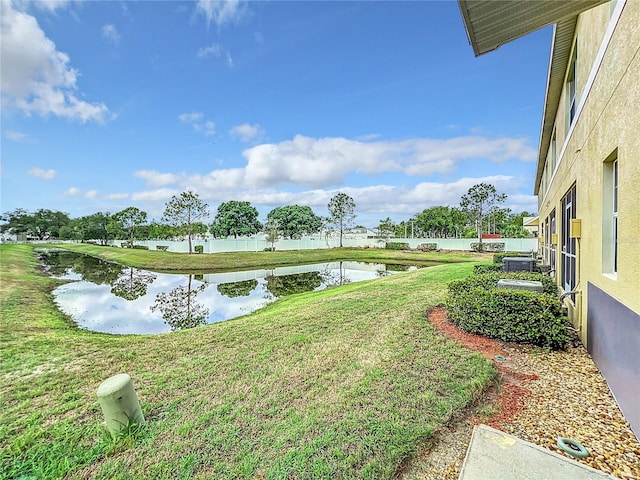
[156,245,169,251]
[194,245,204,254]
[493,252,534,264]
[446,272,567,349]
[132,245,149,250]
[263,247,275,252]
[120,242,132,248]
[386,242,410,250]
[449,271,558,296]
[473,263,503,274]
[470,242,505,252]
[417,243,438,251]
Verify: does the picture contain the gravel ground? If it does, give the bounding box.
[401,308,640,480]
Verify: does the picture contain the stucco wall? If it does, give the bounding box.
[538,0,640,343]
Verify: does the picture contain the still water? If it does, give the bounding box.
[39,250,417,335]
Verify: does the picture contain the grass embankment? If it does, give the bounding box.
[51,242,483,272]
[0,244,495,479]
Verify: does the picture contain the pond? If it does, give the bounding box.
[38,250,419,335]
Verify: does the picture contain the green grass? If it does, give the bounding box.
[48,242,486,272]
[0,244,495,479]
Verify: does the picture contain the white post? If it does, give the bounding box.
[96,373,145,438]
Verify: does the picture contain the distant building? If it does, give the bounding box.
[522,216,539,237]
[458,0,640,437]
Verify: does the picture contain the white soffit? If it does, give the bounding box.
[458,0,609,56]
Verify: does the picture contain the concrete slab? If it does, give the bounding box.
[458,425,617,480]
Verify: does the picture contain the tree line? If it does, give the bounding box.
[1,184,534,253]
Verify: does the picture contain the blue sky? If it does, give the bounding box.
[1,0,552,227]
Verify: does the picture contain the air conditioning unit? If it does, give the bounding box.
[502,257,536,272]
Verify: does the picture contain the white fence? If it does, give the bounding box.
[123,236,538,254]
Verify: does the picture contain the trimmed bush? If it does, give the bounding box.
[446,272,567,349]
[473,263,503,274]
[263,247,275,252]
[417,243,438,251]
[470,242,505,252]
[493,252,534,264]
[194,245,204,254]
[385,242,410,250]
[449,271,558,296]
[120,242,132,248]
[132,245,149,250]
[156,245,169,251]
[446,287,568,350]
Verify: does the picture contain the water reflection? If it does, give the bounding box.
[152,274,209,330]
[39,250,417,335]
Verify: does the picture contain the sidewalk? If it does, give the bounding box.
[458,425,618,480]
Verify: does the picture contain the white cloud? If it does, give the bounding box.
[1,2,110,123]
[178,112,215,136]
[238,135,535,189]
[104,193,129,200]
[63,187,80,196]
[134,170,182,187]
[195,0,246,27]
[5,130,28,142]
[131,188,180,202]
[29,1,72,13]
[85,190,99,198]
[230,123,264,143]
[197,43,222,58]
[101,24,120,44]
[27,167,56,180]
[197,43,234,68]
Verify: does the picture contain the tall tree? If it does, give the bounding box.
[210,201,261,239]
[377,217,396,239]
[162,190,209,254]
[0,208,70,239]
[266,205,323,239]
[328,193,356,247]
[459,183,507,249]
[263,218,282,251]
[113,207,147,244]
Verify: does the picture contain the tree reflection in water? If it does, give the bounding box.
[319,261,352,287]
[217,279,258,298]
[265,272,322,297]
[151,274,209,330]
[111,267,157,301]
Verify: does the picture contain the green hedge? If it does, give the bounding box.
[473,263,503,274]
[385,242,410,250]
[194,245,204,254]
[446,273,567,349]
[156,245,169,251]
[470,242,505,252]
[417,243,438,251]
[451,271,558,296]
[132,245,149,250]
[263,247,275,252]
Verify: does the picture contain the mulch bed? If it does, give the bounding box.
[405,307,640,480]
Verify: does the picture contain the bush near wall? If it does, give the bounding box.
[194,245,204,254]
[447,288,568,350]
[156,245,169,251]
[451,271,558,296]
[473,263,503,274]
[385,242,410,250]
[132,245,149,250]
[417,243,438,251]
[470,242,505,252]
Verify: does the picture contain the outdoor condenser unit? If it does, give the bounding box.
[502,257,536,272]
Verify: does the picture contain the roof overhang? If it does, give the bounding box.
[457,0,609,57]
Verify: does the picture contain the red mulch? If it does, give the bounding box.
[427,306,537,427]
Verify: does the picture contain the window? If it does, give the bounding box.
[566,47,578,130]
[550,128,557,174]
[561,185,577,293]
[603,152,618,275]
[544,210,557,272]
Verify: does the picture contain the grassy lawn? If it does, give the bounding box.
[0,244,495,479]
[49,242,485,272]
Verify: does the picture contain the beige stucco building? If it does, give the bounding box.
[459,0,639,438]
